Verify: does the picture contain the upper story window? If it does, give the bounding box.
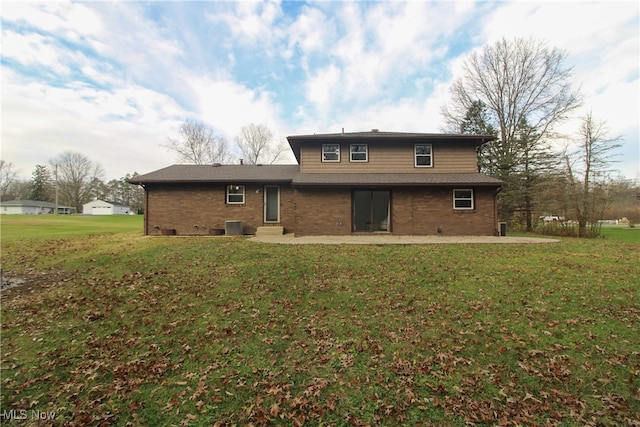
[414,144,433,167]
[322,144,340,162]
[453,189,474,210]
[350,144,368,162]
[226,185,245,204]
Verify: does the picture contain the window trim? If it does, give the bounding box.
[453,189,474,210]
[414,143,433,168]
[226,184,245,204]
[349,144,368,162]
[322,144,340,162]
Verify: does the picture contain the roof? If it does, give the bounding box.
[128,164,301,184]
[286,130,496,163]
[292,173,504,187]
[0,200,74,208]
[128,164,502,187]
[84,199,131,207]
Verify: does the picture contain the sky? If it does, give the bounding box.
[1,1,639,182]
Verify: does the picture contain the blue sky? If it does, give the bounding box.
[2,1,638,181]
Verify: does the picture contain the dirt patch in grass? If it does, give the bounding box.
[0,268,76,300]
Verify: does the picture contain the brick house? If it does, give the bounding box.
[129,130,503,236]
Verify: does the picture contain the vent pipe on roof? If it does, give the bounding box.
[342,127,344,134]
[371,128,379,132]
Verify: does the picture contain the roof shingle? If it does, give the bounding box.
[292,173,503,186]
[128,164,300,184]
[128,164,503,187]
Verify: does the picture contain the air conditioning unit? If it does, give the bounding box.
[225,220,243,236]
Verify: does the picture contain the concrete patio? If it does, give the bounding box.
[249,234,560,245]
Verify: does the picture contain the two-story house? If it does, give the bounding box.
[129,130,503,236]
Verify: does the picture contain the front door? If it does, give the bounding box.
[353,190,390,232]
[264,186,280,223]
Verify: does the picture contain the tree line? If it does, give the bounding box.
[0,154,144,214]
[0,122,287,214]
[441,36,638,237]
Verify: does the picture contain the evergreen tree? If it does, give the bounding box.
[29,164,52,201]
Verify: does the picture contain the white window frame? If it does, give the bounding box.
[414,144,433,167]
[226,185,245,204]
[350,144,368,162]
[322,144,340,162]
[453,189,474,210]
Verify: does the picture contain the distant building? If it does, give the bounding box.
[0,200,75,215]
[82,200,132,215]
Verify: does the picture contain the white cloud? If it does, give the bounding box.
[1,2,103,37]
[1,30,71,74]
[284,6,332,62]
[187,76,283,139]
[305,64,342,116]
[1,66,184,179]
[206,1,283,48]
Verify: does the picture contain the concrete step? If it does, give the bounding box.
[255,226,284,236]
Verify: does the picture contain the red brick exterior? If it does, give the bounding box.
[293,187,353,236]
[292,186,498,236]
[390,187,498,236]
[144,183,295,236]
[144,184,498,236]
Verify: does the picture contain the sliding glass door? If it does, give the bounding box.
[353,190,390,232]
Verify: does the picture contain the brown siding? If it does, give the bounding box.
[300,141,478,174]
[145,183,295,236]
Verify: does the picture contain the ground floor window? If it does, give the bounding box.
[227,185,245,204]
[453,189,473,210]
[353,190,390,232]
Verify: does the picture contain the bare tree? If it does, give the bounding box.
[442,37,582,221]
[235,123,287,165]
[50,151,105,213]
[0,160,20,199]
[563,113,622,237]
[164,120,229,164]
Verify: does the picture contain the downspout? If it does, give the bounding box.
[494,186,502,235]
[143,184,149,236]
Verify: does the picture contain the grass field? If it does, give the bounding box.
[1,216,638,425]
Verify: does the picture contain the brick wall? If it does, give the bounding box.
[293,187,352,236]
[293,186,498,236]
[144,184,498,236]
[392,187,498,235]
[145,183,295,236]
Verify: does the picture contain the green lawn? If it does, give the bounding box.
[599,224,640,244]
[0,214,142,242]
[1,216,638,425]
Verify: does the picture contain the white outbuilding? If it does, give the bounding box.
[0,200,75,215]
[82,200,132,215]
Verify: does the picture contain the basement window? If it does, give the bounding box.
[227,185,245,204]
[453,189,474,210]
